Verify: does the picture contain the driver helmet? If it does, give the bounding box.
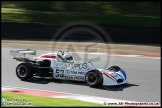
[63,53,74,63]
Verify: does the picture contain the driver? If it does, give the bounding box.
[63,53,74,63]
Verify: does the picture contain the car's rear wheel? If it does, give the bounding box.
[107,66,121,72]
[85,70,103,87]
[16,63,34,81]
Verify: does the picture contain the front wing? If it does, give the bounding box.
[101,70,128,86]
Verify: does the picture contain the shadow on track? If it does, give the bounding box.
[23,77,87,85]
[22,77,139,91]
[96,83,139,91]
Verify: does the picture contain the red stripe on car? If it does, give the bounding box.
[109,74,117,81]
[40,55,56,59]
[103,73,117,82]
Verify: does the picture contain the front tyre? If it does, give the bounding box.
[107,66,121,72]
[16,63,34,81]
[85,70,103,87]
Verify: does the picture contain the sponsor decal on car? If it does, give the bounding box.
[78,72,86,75]
[71,71,77,74]
[56,62,87,69]
[65,69,70,74]
[64,75,85,81]
[73,76,85,80]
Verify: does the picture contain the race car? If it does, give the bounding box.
[10,49,127,87]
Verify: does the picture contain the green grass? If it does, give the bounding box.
[2,92,103,107]
[2,7,161,27]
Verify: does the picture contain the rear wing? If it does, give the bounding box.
[10,49,36,56]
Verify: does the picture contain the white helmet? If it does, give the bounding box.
[63,53,74,63]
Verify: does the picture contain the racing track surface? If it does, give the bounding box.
[2,47,160,103]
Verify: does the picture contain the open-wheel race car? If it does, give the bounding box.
[10,49,127,87]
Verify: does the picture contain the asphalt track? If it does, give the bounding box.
[2,47,161,103]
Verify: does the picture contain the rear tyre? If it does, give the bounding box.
[107,66,121,72]
[16,63,34,81]
[85,70,103,87]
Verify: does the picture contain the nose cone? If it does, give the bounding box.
[120,70,127,80]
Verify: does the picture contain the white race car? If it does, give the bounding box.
[10,49,127,87]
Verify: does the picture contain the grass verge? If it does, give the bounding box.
[2,92,103,107]
[2,8,160,27]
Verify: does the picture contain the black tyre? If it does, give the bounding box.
[16,63,34,81]
[85,70,103,87]
[107,66,121,72]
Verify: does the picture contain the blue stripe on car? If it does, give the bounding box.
[116,73,124,80]
[120,70,126,79]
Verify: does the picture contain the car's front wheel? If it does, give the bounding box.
[85,70,103,87]
[16,63,34,81]
[107,66,121,72]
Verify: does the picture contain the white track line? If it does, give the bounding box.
[5,47,160,59]
[2,85,161,106]
[2,85,138,104]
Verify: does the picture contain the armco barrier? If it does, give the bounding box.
[1,22,161,45]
